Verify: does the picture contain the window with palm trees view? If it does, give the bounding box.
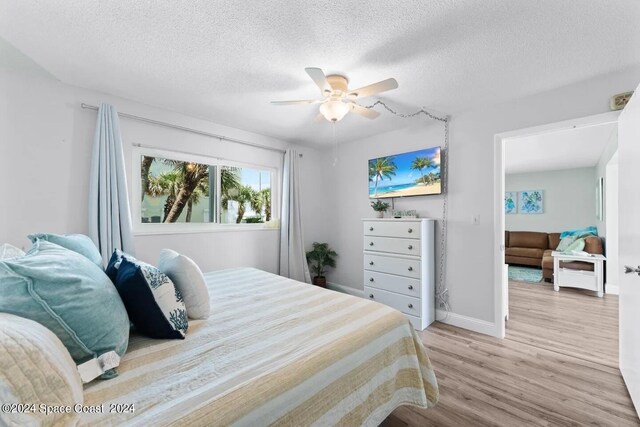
[140,155,272,225]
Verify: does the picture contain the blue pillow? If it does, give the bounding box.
[115,258,188,339]
[105,248,132,283]
[0,240,129,380]
[28,233,103,268]
[559,226,598,239]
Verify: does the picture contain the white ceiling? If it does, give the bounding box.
[0,1,639,146]
[505,122,617,174]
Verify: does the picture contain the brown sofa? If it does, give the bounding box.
[505,231,603,282]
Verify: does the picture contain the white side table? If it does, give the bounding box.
[552,251,606,297]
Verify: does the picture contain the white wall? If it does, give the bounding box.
[505,167,596,233]
[326,66,640,327]
[0,69,329,273]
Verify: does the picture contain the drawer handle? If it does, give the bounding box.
[369,227,374,231]
[369,242,374,246]
[369,277,374,282]
[408,245,413,250]
[408,228,413,233]
[408,285,413,290]
[408,303,413,309]
[369,294,374,299]
[408,266,413,272]
[369,261,374,266]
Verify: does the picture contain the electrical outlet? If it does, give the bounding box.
[472,215,480,225]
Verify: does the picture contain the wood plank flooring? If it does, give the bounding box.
[384,280,638,426]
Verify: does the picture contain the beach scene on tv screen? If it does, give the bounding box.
[369,147,441,198]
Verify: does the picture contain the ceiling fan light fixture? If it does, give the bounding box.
[319,100,350,122]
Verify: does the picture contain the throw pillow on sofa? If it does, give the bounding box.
[0,240,130,382]
[564,238,586,253]
[115,257,188,339]
[28,233,103,268]
[556,235,578,252]
[158,249,210,319]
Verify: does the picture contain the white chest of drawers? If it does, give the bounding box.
[363,218,435,330]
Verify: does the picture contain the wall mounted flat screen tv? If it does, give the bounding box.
[369,146,442,199]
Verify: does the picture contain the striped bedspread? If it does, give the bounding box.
[81,268,438,426]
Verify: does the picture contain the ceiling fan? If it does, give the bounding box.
[271,67,399,122]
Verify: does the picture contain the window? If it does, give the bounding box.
[134,148,276,231]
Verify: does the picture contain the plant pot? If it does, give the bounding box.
[313,276,327,288]
[376,211,384,218]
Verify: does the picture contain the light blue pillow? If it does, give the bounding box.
[564,238,586,253]
[0,240,129,379]
[559,226,598,239]
[28,233,103,268]
[556,235,578,252]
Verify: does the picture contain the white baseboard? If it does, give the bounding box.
[327,282,364,297]
[436,309,498,337]
[606,283,620,295]
[326,282,499,337]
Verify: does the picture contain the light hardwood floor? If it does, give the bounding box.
[385,280,638,426]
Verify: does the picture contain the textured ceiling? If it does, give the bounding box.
[505,122,616,174]
[1,1,639,146]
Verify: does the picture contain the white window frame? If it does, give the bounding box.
[132,147,280,235]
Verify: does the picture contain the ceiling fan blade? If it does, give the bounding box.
[305,67,333,95]
[270,99,321,105]
[350,103,380,119]
[348,78,398,98]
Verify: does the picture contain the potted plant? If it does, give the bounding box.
[306,242,337,288]
[371,199,390,218]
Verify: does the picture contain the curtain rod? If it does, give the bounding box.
[81,103,291,155]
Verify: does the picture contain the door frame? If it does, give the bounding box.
[605,150,620,295]
[492,110,620,338]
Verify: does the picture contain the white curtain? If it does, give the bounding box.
[279,149,311,283]
[88,103,135,265]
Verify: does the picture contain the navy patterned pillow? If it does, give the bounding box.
[105,249,137,284]
[115,258,188,339]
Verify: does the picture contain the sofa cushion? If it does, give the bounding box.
[507,231,548,249]
[542,254,554,271]
[585,236,603,255]
[505,231,510,248]
[505,247,545,259]
[548,233,561,250]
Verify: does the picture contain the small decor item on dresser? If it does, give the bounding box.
[392,209,418,219]
[370,200,390,218]
[305,242,337,288]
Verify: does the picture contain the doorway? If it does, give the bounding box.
[493,111,620,339]
[496,112,620,366]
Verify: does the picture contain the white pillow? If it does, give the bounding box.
[0,243,25,260]
[158,249,210,319]
[0,313,83,427]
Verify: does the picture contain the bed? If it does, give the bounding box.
[81,268,438,426]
